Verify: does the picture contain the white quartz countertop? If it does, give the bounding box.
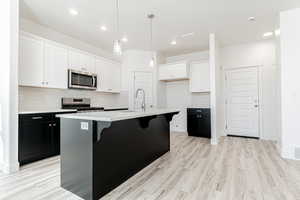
[19,109,77,115]
[56,108,180,122]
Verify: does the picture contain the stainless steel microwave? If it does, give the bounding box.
[68,69,97,90]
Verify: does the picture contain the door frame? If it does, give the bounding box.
[224,66,263,138]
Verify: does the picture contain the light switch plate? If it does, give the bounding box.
[81,122,89,130]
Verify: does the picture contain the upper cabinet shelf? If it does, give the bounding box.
[159,61,189,81]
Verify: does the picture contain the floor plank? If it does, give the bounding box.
[0,133,299,200]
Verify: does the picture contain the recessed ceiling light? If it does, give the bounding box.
[100,25,107,31]
[171,40,177,45]
[248,17,256,21]
[263,32,273,38]
[275,29,280,36]
[121,36,128,43]
[69,8,78,16]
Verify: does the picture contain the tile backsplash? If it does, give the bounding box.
[19,86,129,111]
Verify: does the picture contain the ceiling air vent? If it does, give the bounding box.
[295,146,300,160]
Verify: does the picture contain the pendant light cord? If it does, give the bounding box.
[116,0,120,38]
[148,14,154,51]
[150,17,153,51]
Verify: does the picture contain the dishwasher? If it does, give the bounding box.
[187,108,211,138]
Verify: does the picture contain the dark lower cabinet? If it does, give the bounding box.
[187,108,211,138]
[19,112,73,165]
[51,118,61,156]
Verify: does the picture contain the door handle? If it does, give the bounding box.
[254,105,259,108]
[32,117,43,120]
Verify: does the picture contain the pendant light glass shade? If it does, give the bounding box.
[113,39,122,55]
[149,56,155,67]
[148,14,155,67]
[113,0,122,55]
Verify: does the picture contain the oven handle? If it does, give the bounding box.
[93,76,97,88]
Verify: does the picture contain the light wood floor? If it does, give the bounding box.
[1,133,300,200]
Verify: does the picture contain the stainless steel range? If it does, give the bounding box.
[61,98,104,112]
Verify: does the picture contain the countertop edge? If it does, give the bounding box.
[56,109,180,122]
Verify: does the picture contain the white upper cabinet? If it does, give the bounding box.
[159,61,189,81]
[44,41,68,89]
[68,49,95,73]
[19,32,119,91]
[19,33,44,87]
[95,58,121,93]
[189,61,210,93]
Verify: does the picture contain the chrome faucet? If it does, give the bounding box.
[135,88,146,112]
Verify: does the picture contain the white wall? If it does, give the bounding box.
[0,0,19,173]
[121,50,160,110]
[165,51,210,132]
[221,40,278,141]
[280,8,300,160]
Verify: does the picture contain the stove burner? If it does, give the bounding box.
[61,98,104,112]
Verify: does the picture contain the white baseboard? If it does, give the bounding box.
[281,145,299,160]
[170,128,186,133]
[0,162,19,174]
[211,138,218,145]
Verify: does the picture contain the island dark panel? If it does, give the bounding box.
[60,112,178,200]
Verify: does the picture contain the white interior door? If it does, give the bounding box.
[225,67,259,138]
[133,72,153,110]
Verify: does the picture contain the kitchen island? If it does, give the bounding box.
[57,109,179,200]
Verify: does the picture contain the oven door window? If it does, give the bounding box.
[71,72,94,87]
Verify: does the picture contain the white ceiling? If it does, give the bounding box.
[20,0,300,56]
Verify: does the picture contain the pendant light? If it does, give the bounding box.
[148,14,155,67]
[113,0,122,55]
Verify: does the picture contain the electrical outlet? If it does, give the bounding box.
[81,122,89,130]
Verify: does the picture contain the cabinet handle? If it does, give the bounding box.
[32,117,43,120]
[53,123,56,127]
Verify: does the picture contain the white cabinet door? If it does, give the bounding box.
[68,49,95,72]
[159,65,170,80]
[80,54,95,72]
[159,62,189,81]
[19,34,44,87]
[110,63,121,93]
[170,63,189,79]
[68,50,82,71]
[95,58,108,91]
[44,42,68,89]
[189,61,210,92]
[95,59,121,93]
